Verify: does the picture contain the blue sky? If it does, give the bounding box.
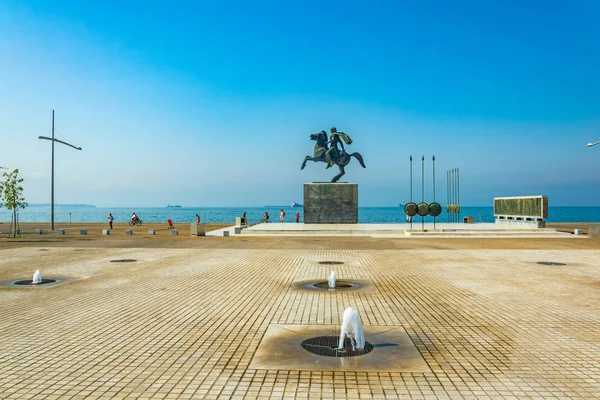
[1,0,599,207]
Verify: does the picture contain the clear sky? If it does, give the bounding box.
[1,0,599,207]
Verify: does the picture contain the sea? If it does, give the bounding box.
[2,205,600,224]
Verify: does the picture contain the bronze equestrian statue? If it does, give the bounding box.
[301,127,366,182]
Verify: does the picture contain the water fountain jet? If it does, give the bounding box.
[32,270,42,285]
[328,271,336,289]
[338,307,365,351]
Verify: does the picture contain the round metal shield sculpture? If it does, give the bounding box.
[404,202,418,217]
[417,202,429,217]
[428,202,442,217]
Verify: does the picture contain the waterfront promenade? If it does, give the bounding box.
[0,224,599,399]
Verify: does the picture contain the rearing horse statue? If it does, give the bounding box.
[301,129,366,182]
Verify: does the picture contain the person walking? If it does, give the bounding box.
[295,212,300,223]
[280,209,286,223]
[195,214,201,224]
[107,213,114,229]
[263,212,270,223]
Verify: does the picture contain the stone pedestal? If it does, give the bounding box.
[191,223,205,236]
[304,182,358,224]
[589,223,600,237]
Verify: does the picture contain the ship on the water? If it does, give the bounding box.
[291,202,303,208]
[167,204,182,208]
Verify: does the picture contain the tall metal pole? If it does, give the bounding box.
[454,168,458,223]
[421,155,424,230]
[409,156,413,229]
[432,156,436,202]
[432,156,436,229]
[454,168,457,223]
[446,169,449,223]
[51,110,55,230]
[450,168,456,222]
[39,112,81,231]
[457,167,460,223]
[409,156,413,203]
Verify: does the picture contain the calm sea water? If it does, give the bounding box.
[2,205,600,224]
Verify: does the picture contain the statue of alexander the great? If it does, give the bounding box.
[301,127,366,182]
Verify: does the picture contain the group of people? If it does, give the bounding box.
[106,212,141,229]
[106,212,186,229]
[106,210,302,229]
[262,210,301,223]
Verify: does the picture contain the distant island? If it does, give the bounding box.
[28,203,96,208]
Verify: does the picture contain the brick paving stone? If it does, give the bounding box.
[0,248,599,398]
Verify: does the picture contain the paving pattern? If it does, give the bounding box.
[0,247,599,399]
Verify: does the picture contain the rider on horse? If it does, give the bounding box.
[325,127,352,169]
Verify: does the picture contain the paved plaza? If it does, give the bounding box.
[1,242,599,399]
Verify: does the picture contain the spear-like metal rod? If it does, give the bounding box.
[409,156,413,229]
[432,155,436,229]
[452,168,456,223]
[421,155,425,230]
[410,156,413,203]
[432,156,436,202]
[456,168,460,221]
[454,168,458,223]
[446,169,450,223]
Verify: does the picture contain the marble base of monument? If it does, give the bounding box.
[304,182,358,224]
[589,223,600,237]
[495,216,545,228]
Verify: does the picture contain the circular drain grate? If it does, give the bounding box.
[318,261,344,265]
[110,259,137,263]
[14,279,57,286]
[313,281,354,289]
[301,336,374,358]
[537,261,567,266]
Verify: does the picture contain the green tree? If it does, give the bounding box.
[0,169,27,238]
